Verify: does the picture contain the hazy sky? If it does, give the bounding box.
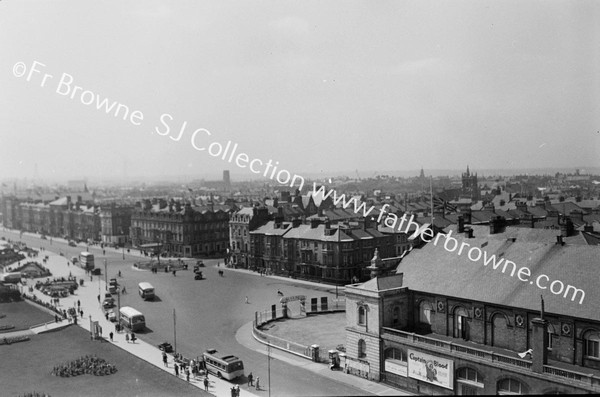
[1,0,599,183]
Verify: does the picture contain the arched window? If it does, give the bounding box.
[456,367,484,394]
[392,306,400,325]
[358,305,367,326]
[358,339,367,358]
[491,313,511,349]
[583,330,600,359]
[547,324,556,350]
[454,307,470,339]
[384,347,406,362]
[419,301,433,325]
[497,378,527,395]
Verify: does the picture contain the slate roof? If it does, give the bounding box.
[282,224,353,242]
[397,226,600,321]
[250,221,293,236]
[352,273,405,292]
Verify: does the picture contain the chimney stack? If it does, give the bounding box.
[458,215,465,233]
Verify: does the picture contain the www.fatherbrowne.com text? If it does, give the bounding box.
[14,59,584,305]
[312,183,586,305]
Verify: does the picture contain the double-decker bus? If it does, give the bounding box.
[202,349,244,380]
[119,306,145,332]
[78,252,95,271]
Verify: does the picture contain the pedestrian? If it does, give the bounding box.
[77,299,80,308]
[185,368,190,382]
[109,331,113,341]
[163,352,168,367]
[256,376,260,390]
[131,332,136,343]
[79,309,83,318]
[245,296,249,304]
[175,363,179,377]
[105,312,109,320]
[125,333,130,343]
[248,372,253,386]
[122,286,127,294]
[54,314,59,323]
[203,376,209,391]
[235,384,240,396]
[118,270,122,277]
[97,294,100,302]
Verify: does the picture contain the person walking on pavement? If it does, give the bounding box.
[236,385,240,396]
[162,352,168,367]
[185,367,190,382]
[247,372,253,386]
[174,363,179,377]
[109,331,113,341]
[256,376,260,390]
[203,376,209,391]
[245,296,249,304]
[125,334,129,343]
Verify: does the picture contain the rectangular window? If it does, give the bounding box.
[587,340,600,358]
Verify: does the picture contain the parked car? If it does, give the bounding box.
[107,310,117,322]
[102,298,115,309]
[68,241,77,247]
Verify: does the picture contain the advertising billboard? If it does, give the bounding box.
[407,349,453,390]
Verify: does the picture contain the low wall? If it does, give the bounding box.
[252,296,346,363]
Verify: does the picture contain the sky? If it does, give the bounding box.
[1,0,599,183]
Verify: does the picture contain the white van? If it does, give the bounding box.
[138,282,155,300]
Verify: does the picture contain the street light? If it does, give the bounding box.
[104,259,107,291]
[268,344,272,397]
[173,308,177,354]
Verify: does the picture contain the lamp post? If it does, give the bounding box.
[104,259,107,291]
[173,308,177,353]
[268,344,271,397]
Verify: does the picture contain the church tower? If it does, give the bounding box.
[461,165,480,201]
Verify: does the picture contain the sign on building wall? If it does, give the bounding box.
[384,359,407,377]
[407,349,453,390]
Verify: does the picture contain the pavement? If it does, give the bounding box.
[4,232,258,397]
[4,229,409,396]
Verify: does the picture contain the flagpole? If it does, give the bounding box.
[430,176,434,228]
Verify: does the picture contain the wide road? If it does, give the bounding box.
[1,229,369,397]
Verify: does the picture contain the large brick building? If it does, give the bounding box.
[344,224,600,394]
[228,206,270,268]
[1,195,106,242]
[130,199,233,257]
[249,218,396,284]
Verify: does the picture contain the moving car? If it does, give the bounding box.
[158,342,173,353]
